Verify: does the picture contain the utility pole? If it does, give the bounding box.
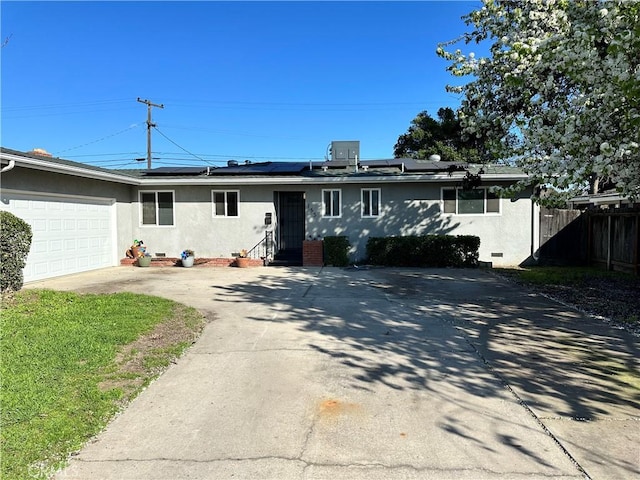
[137,97,164,169]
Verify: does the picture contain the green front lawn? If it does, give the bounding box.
[0,289,205,479]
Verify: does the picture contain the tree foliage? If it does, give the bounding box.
[437,0,640,200]
[394,107,482,162]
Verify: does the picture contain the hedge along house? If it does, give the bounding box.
[1,143,540,282]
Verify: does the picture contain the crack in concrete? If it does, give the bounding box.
[454,326,593,480]
[297,400,319,475]
[71,456,582,479]
[190,348,312,355]
[388,299,594,480]
[540,416,640,422]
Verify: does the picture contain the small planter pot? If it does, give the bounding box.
[137,256,152,267]
[235,257,250,268]
[182,256,195,268]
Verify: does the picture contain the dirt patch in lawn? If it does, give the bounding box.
[99,304,213,407]
[494,269,640,335]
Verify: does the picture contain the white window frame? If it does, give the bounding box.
[322,189,342,218]
[441,187,501,215]
[212,190,240,217]
[139,190,175,226]
[361,188,381,218]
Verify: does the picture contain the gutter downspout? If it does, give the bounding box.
[1,160,16,173]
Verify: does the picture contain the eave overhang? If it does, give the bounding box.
[133,171,528,186]
[0,151,140,185]
[1,149,528,187]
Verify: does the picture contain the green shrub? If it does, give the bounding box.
[366,235,480,268]
[323,236,350,267]
[1,211,33,292]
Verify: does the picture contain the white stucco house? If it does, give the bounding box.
[1,144,540,282]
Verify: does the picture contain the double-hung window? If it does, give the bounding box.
[140,191,174,226]
[212,190,239,217]
[322,189,341,217]
[361,188,381,218]
[442,188,500,215]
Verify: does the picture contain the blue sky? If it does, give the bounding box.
[1,1,482,169]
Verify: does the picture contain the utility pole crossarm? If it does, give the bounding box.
[137,98,164,169]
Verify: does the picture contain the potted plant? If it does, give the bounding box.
[181,249,195,268]
[137,252,152,267]
[127,239,144,260]
[235,249,250,268]
[128,240,152,267]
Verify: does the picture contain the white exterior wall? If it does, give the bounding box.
[305,182,535,266]
[130,180,535,266]
[130,185,276,258]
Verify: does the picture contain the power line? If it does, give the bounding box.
[152,127,210,165]
[55,125,140,154]
[163,98,446,108]
[2,98,132,112]
[63,152,142,158]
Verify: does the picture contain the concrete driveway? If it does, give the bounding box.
[25,266,638,479]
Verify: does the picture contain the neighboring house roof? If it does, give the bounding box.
[569,192,635,208]
[1,147,528,186]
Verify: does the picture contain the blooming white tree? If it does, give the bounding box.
[437,0,639,201]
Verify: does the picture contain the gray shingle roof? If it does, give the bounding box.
[2,146,526,181]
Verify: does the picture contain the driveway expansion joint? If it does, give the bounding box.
[195,347,312,355]
[459,330,593,480]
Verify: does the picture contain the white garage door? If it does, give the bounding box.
[1,190,116,282]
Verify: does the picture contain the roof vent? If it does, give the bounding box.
[429,154,441,162]
[227,160,238,167]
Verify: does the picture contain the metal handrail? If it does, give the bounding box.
[245,230,275,265]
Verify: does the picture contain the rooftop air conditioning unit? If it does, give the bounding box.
[330,141,360,165]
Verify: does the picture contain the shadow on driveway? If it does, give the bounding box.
[210,267,640,479]
[40,265,639,479]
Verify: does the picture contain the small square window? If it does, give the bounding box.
[140,191,174,226]
[322,189,341,217]
[361,188,381,217]
[212,190,239,217]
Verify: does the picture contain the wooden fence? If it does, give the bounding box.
[538,207,639,275]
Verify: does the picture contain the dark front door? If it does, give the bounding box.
[276,192,305,264]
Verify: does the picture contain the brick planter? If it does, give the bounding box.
[303,240,324,267]
[120,257,263,267]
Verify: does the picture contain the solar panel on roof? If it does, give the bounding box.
[144,166,208,175]
[269,162,308,173]
[207,164,264,174]
[207,161,308,175]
